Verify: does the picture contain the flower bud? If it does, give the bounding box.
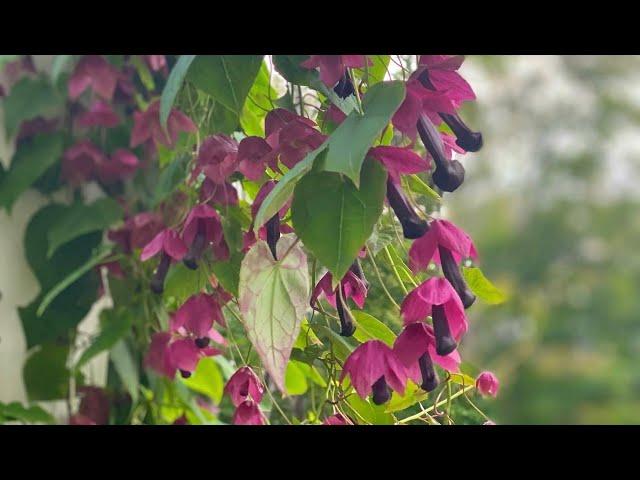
[476,371,500,397]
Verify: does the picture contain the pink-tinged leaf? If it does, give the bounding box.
[238,234,310,393]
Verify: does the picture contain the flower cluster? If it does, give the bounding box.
[145,292,227,378]
[6,54,505,425]
[304,55,501,408]
[223,367,267,425]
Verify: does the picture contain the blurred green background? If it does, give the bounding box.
[449,55,640,424]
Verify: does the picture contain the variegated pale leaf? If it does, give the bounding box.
[238,234,309,393]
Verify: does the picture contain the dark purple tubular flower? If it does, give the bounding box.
[341,340,408,405]
[368,146,431,239]
[264,213,280,261]
[417,113,465,193]
[311,270,367,337]
[181,204,226,270]
[394,322,461,392]
[438,112,483,152]
[385,179,429,239]
[250,180,292,260]
[401,277,468,356]
[415,55,483,153]
[333,72,355,99]
[140,228,188,294]
[409,219,478,309]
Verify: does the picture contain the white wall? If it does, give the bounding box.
[0,56,108,421]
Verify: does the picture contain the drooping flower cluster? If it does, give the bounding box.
[223,367,266,425]
[9,53,505,425]
[329,55,500,407]
[61,56,196,187]
[145,292,227,378]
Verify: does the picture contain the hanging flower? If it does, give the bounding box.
[341,340,408,405]
[311,269,367,337]
[262,109,325,171]
[401,277,467,356]
[394,322,461,392]
[95,149,139,184]
[108,212,164,254]
[68,55,120,101]
[224,366,265,407]
[181,204,227,269]
[61,140,106,186]
[409,219,478,308]
[300,55,371,88]
[130,100,196,150]
[140,228,188,294]
[476,371,500,397]
[75,100,120,129]
[144,295,225,379]
[193,134,239,184]
[232,399,266,425]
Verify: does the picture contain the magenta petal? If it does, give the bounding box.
[343,271,367,309]
[232,400,265,425]
[323,413,350,425]
[443,292,468,340]
[383,352,408,396]
[144,332,176,378]
[428,343,461,372]
[392,81,424,139]
[130,110,151,148]
[429,70,476,104]
[169,338,200,372]
[169,108,197,135]
[68,71,91,100]
[207,327,226,346]
[172,294,214,338]
[237,136,271,181]
[433,220,475,259]
[370,146,430,183]
[140,230,166,261]
[341,340,406,399]
[400,284,432,324]
[342,55,371,68]
[476,371,500,397]
[393,323,430,366]
[311,272,334,308]
[224,366,265,407]
[408,229,438,273]
[162,229,187,261]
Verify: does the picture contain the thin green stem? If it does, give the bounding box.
[383,246,409,295]
[396,384,475,424]
[365,245,400,310]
